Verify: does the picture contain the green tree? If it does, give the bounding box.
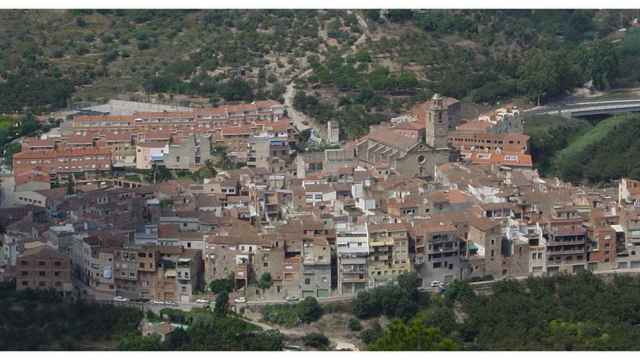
[257,272,273,295]
[296,297,323,323]
[118,334,163,350]
[3,143,22,169]
[302,332,330,349]
[368,319,459,351]
[209,275,234,294]
[214,290,229,317]
[348,318,362,331]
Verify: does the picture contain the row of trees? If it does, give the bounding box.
[119,310,284,351]
[360,272,640,350]
[0,287,143,350]
[261,297,324,327]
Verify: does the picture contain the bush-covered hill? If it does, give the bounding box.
[2,9,640,122]
[526,113,640,184]
[525,115,593,176]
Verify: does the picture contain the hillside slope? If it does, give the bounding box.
[1,9,640,140]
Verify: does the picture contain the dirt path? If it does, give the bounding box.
[283,82,313,133]
[243,316,360,351]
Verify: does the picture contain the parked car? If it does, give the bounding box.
[165,300,178,306]
[234,297,247,304]
[113,296,129,302]
[285,295,299,303]
[151,300,165,305]
[195,299,209,304]
[430,281,442,288]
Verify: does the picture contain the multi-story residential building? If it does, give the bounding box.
[164,134,214,171]
[367,222,411,287]
[13,147,113,186]
[135,142,169,170]
[300,237,331,298]
[412,219,463,285]
[543,215,590,275]
[336,222,369,295]
[16,245,73,296]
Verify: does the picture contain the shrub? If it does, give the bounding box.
[360,321,384,344]
[261,304,299,327]
[296,297,323,323]
[302,332,330,349]
[348,318,362,331]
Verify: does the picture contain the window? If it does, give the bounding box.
[139,262,145,269]
[21,281,28,286]
[39,271,46,276]
[54,271,60,277]
[21,271,28,276]
[38,261,46,266]
[305,278,311,285]
[490,250,495,257]
[263,263,268,267]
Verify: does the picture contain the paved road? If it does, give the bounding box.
[524,98,640,117]
[0,175,15,208]
[283,82,314,134]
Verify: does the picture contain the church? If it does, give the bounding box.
[353,94,455,179]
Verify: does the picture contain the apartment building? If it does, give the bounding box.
[164,134,214,171]
[367,222,411,287]
[300,237,332,298]
[413,220,463,285]
[16,246,73,296]
[543,216,590,275]
[13,147,113,186]
[336,222,369,295]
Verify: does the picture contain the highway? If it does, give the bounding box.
[525,98,640,118]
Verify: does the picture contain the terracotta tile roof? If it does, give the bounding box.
[413,219,457,233]
[456,120,492,131]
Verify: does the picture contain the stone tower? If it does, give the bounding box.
[425,93,449,149]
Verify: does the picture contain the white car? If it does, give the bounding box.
[234,297,247,304]
[151,300,165,305]
[430,281,442,288]
[195,299,209,304]
[113,296,129,302]
[285,296,300,303]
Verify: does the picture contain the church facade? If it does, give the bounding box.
[354,94,454,179]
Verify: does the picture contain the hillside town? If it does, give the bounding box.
[1,93,638,308]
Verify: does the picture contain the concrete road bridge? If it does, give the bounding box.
[525,99,640,118]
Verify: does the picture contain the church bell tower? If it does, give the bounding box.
[425,93,449,149]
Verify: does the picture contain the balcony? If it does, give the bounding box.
[341,276,367,283]
[369,239,394,247]
[547,247,585,256]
